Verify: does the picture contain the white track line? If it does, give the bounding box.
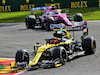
[13,70,27,75]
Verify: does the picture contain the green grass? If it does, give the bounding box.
[62,7,100,20]
[0,7,100,23]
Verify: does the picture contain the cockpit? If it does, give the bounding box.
[45,38,61,44]
[46,11,59,15]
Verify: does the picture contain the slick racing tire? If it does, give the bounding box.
[39,18,44,29]
[25,15,36,29]
[15,49,29,64]
[46,17,54,31]
[74,13,83,22]
[53,47,68,65]
[82,37,96,55]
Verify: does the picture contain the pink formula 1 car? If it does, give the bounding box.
[25,6,87,31]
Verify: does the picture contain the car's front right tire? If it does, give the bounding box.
[53,47,68,65]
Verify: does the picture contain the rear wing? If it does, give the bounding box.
[54,26,87,31]
[65,26,84,31]
[30,6,47,15]
[53,27,88,40]
[31,7,47,11]
[66,26,88,39]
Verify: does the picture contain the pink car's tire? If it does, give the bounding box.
[74,13,83,22]
[26,15,36,29]
[46,17,54,31]
[39,18,44,29]
[46,21,50,31]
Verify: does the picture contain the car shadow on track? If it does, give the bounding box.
[0,23,20,28]
[68,54,94,62]
[18,26,53,32]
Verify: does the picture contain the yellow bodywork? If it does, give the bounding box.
[31,39,72,66]
[30,28,72,67]
[10,28,73,68]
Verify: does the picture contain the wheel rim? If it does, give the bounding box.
[93,41,96,49]
[60,50,67,64]
[92,40,96,53]
[23,52,29,64]
[62,50,67,62]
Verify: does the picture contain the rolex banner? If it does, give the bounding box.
[0,0,100,12]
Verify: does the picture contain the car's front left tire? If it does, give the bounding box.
[15,49,29,64]
[26,15,36,29]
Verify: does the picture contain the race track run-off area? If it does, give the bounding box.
[0,21,100,75]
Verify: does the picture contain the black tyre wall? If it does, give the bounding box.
[26,15,36,29]
[82,37,96,55]
[46,17,54,31]
[15,49,29,64]
[74,13,83,22]
[53,47,68,65]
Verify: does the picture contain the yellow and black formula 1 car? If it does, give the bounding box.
[10,28,96,71]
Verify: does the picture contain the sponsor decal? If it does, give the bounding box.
[71,1,88,8]
[0,5,11,12]
[2,0,5,5]
[26,0,29,3]
[45,3,60,9]
[0,0,11,12]
[50,23,65,29]
[51,0,54,2]
[66,26,83,31]
[20,4,35,11]
[33,7,47,11]
[99,0,100,6]
[74,22,84,26]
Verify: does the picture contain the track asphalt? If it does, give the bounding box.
[0,21,100,75]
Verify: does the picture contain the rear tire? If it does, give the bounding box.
[25,15,36,29]
[82,37,96,55]
[74,13,83,22]
[15,49,29,64]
